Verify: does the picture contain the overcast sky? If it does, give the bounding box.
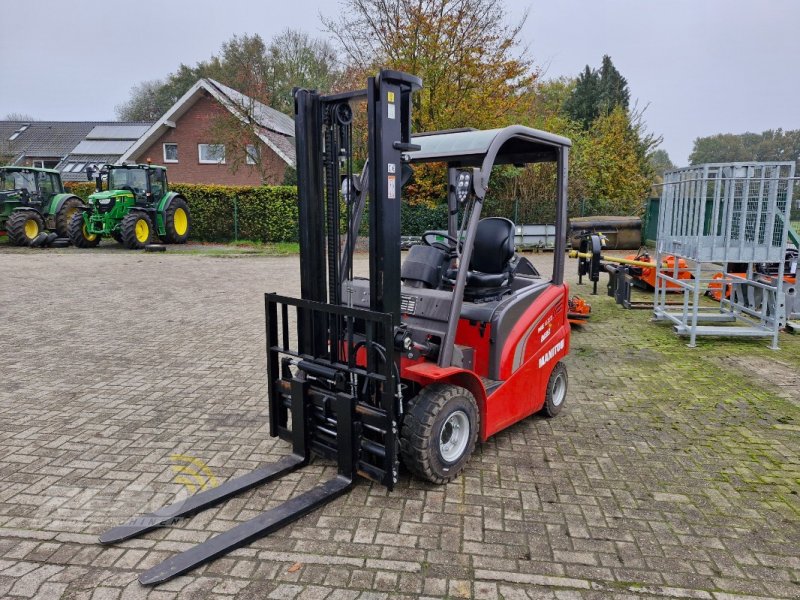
[1,0,797,165]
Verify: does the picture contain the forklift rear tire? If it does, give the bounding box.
[541,361,568,418]
[400,384,479,484]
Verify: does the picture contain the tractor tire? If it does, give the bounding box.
[121,212,153,249]
[31,232,48,247]
[7,211,44,246]
[55,197,84,237]
[111,230,123,244]
[51,238,70,248]
[540,361,568,418]
[161,197,191,244]
[400,384,479,484]
[45,232,58,246]
[68,213,100,248]
[144,243,166,252]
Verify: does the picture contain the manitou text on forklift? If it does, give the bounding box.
[100,70,574,585]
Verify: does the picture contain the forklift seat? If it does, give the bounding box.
[468,218,516,286]
[447,217,516,301]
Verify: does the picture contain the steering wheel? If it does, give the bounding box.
[422,231,460,254]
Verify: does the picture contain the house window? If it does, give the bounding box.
[246,144,259,165]
[163,143,178,163]
[198,143,226,164]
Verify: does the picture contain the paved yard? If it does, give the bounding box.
[0,246,797,599]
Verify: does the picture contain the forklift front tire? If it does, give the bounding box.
[401,384,479,484]
[541,361,568,418]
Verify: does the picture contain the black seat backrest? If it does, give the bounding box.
[470,217,515,274]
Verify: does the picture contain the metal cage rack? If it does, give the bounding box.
[653,162,796,348]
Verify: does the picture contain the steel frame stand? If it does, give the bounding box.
[652,162,796,349]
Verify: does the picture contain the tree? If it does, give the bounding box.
[116,80,174,121]
[323,0,535,205]
[564,55,629,130]
[323,0,536,133]
[266,30,340,115]
[689,129,800,168]
[648,149,675,178]
[563,66,599,129]
[116,31,339,121]
[597,55,629,115]
[4,112,36,121]
[580,107,653,215]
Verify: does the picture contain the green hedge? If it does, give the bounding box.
[65,182,299,242]
[64,180,454,242]
[171,184,299,242]
[401,203,449,236]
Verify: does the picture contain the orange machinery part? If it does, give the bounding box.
[707,271,796,301]
[625,253,692,290]
[568,295,591,325]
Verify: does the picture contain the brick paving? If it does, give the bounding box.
[0,246,797,599]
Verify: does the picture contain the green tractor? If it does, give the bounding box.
[0,166,84,246]
[69,163,191,249]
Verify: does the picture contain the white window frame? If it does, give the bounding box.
[163,143,178,163]
[198,143,226,165]
[246,144,259,165]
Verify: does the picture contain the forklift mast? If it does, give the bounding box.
[295,70,421,344]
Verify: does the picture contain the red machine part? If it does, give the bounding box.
[401,285,570,440]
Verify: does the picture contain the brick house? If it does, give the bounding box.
[119,79,296,185]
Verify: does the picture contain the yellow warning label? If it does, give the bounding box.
[387,91,395,103]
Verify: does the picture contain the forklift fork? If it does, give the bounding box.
[98,454,305,545]
[138,475,353,585]
[99,295,394,585]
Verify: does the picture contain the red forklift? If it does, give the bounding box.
[100,70,573,585]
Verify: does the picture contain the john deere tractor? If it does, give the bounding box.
[69,163,191,249]
[0,166,84,246]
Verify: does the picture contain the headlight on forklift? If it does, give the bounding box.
[455,170,472,203]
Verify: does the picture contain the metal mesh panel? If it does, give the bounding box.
[658,162,795,264]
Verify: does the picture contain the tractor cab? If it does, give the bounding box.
[0,167,64,203]
[89,163,168,206]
